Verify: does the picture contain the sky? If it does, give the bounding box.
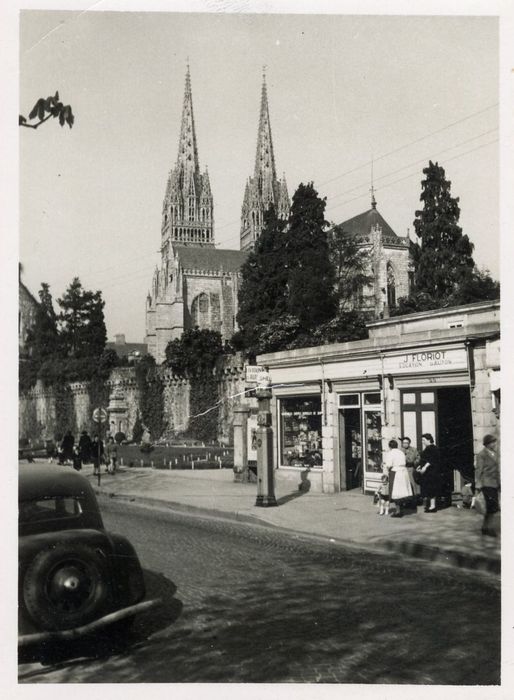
[19,9,499,342]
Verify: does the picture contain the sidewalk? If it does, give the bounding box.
[80,463,500,576]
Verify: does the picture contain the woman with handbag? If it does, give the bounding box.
[417,433,441,513]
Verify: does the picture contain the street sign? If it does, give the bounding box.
[92,407,108,423]
[245,365,267,385]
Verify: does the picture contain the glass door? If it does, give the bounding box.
[362,403,383,493]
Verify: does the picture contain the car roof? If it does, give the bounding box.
[19,463,97,502]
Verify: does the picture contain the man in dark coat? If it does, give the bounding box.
[60,431,75,463]
[78,430,93,464]
[475,434,500,537]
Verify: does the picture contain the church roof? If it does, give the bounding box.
[338,207,403,244]
[174,245,248,273]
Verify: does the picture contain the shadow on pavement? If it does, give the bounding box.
[18,570,182,670]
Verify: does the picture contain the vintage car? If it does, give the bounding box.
[19,463,158,647]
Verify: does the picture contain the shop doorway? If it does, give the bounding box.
[338,392,383,492]
[338,408,362,490]
[437,387,474,483]
[400,385,473,496]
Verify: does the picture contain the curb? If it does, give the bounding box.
[94,486,501,578]
[378,539,500,575]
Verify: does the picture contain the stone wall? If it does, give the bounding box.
[19,356,246,445]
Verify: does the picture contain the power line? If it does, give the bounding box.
[319,102,498,188]
[327,128,498,206]
[325,138,498,216]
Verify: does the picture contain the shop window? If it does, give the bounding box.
[402,393,416,404]
[364,392,381,405]
[339,394,360,406]
[421,392,435,404]
[280,396,322,468]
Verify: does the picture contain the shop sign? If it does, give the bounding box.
[384,347,467,374]
[245,365,267,385]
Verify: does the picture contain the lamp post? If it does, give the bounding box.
[255,375,277,507]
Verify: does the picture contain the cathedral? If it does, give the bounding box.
[145,67,414,363]
[145,68,289,363]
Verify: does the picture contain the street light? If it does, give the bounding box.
[255,373,277,507]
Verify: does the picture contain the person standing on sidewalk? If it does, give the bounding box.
[383,439,413,518]
[105,436,119,474]
[417,433,441,513]
[401,436,421,505]
[91,435,104,476]
[475,434,500,537]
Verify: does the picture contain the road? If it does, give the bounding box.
[19,498,500,684]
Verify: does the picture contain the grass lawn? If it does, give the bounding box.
[118,443,234,469]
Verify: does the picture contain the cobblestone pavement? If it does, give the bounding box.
[18,499,500,685]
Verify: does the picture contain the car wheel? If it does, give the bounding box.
[23,544,111,631]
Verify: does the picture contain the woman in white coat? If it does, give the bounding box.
[383,439,414,518]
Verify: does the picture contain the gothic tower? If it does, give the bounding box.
[161,66,214,249]
[240,71,289,251]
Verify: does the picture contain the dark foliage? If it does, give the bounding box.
[19,91,74,129]
[131,412,144,443]
[135,355,166,441]
[25,283,60,364]
[187,374,219,444]
[165,328,224,376]
[58,278,107,359]
[285,183,337,329]
[236,205,289,352]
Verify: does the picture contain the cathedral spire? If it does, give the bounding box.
[254,67,277,184]
[176,64,200,176]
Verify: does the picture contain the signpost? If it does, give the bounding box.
[92,407,108,486]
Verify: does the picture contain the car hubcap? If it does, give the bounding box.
[47,562,95,613]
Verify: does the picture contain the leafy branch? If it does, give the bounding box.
[19,91,74,129]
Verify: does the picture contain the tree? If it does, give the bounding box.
[285,182,337,330]
[165,328,223,376]
[236,205,289,353]
[330,225,373,311]
[58,278,107,358]
[26,283,60,364]
[413,161,475,302]
[19,91,74,130]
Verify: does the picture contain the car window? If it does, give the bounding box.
[19,497,83,524]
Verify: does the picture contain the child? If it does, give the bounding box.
[376,473,390,515]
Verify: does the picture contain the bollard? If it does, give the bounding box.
[175,457,178,465]
[192,460,195,470]
[140,459,143,467]
[120,457,124,466]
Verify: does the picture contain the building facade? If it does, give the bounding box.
[256,300,500,495]
[19,279,39,359]
[240,73,289,251]
[333,192,415,318]
[145,68,247,362]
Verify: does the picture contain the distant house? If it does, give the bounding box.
[106,334,147,363]
[19,279,39,358]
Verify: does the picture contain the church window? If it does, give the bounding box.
[189,199,195,221]
[387,262,396,308]
[408,269,414,293]
[191,293,210,329]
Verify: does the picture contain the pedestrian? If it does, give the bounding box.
[401,436,421,505]
[417,433,441,513]
[72,445,82,471]
[475,434,500,537]
[78,430,93,464]
[91,435,104,476]
[376,472,390,516]
[105,436,118,474]
[383,439,413,517]
[60,431,75,464]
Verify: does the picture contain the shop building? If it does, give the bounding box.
[256,300,500,495]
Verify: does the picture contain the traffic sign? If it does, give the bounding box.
[92,407,108,423]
